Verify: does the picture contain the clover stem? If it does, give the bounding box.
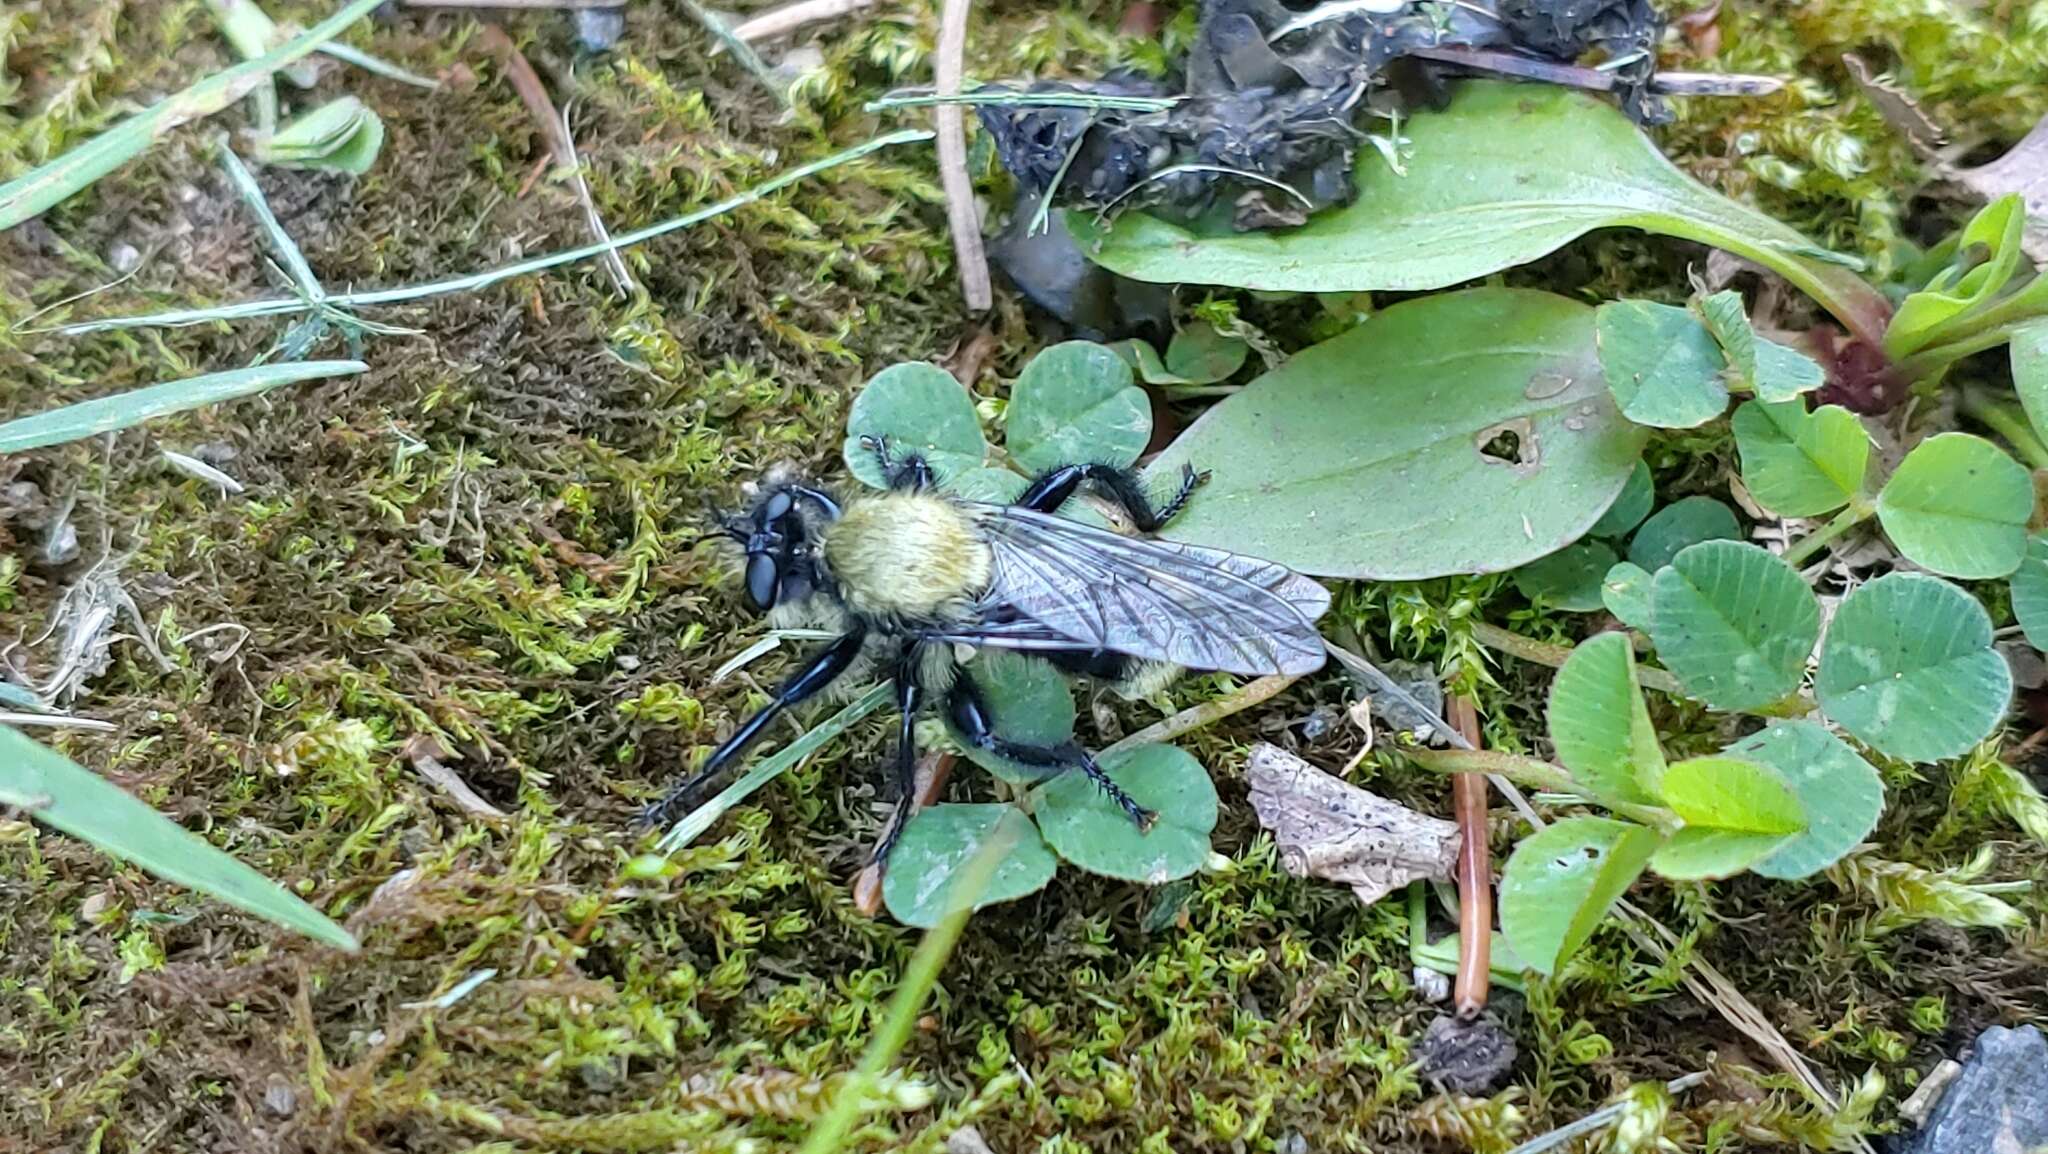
[1957,387,2048,470]
[1467,622,1685,696]
[1097,672,1299,759]
[1780,502,1874,568]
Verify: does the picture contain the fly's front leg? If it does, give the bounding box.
[1016,462,1209,531]
[859,434,935,492]
[947,674,1156,830]
[639,625,867,829]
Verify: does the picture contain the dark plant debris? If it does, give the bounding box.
[978,0,1674,231]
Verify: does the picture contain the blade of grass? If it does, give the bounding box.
[2,727,358,950]
[868,88,1179,112]
[315,41,439,89]
[0,0,387,230]
[217,140,324,301]
[0,711,117,732]
[798,822,1013,1152]
[657,681,893,853]
[1504,1074,1709,1154]
[47,129,935,334]
[0,360,366,453]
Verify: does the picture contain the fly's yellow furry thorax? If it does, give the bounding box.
[822,492,992,622]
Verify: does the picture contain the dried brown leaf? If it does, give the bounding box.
[1245,743,1460,906]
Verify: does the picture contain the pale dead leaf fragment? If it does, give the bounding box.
[1952,115,2048,264]
[403,734,509,820]
[1245,743,1460,906]
[1842,54,1944,155]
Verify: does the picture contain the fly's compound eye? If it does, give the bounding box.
[744,552,781,611]
[760,490,794,523]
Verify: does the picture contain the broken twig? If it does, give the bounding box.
[733,0,880,44]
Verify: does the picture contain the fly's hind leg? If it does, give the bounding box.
[859,434,934,492]
[1016,461,1209,531]
[947,673,1156,830]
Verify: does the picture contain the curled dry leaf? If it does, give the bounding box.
[1245,743,1460,906]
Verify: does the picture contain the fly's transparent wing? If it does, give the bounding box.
[942,505,1330,676]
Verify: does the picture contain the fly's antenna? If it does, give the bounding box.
[680,501,751,551]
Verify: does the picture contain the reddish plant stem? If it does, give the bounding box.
[1446,695,1491,1018]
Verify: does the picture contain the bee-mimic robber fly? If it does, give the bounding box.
[646,438,1330,871]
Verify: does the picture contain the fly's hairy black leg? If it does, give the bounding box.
[638,625,868,829]
[859,434,935,492]
[947,674,1157,831]
[867,653,927,869]
[1015,461,1210,531]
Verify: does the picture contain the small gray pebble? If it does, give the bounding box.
[263,1079,297,1117]
[574,7,627,53]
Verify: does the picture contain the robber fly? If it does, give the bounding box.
[647,438,1330,867]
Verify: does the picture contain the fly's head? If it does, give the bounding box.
[714,476,842,613]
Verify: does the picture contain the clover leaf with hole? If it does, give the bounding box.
[881,804,1058,928]
[1005,341,1152,474]
[1732,400,1870,518]
[1815,572,2012,762]
[1646,540,1820,712]
[1626,496,1742,571]
[1875,433,2032,579]
[1034,744,1218,884]
[1498,816,1663,976]
[843,362,989,487]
